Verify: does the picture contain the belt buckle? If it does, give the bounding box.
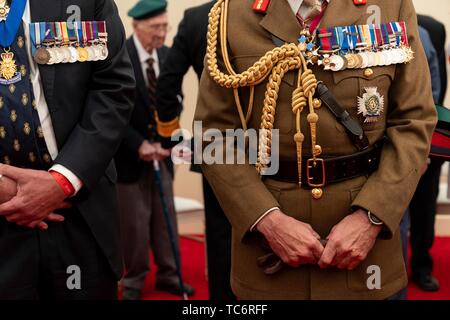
[306,158,326,188]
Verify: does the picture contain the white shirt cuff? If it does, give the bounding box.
[250,207,280,232]
[50,164,83,195]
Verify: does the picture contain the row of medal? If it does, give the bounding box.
[29,21,109,65]
[299,21,414,72]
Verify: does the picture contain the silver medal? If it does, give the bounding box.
[329,55,346,72]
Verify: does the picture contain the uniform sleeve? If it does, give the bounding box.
[53,0,135,191]
[194,57,280,243]
[351,0,437,238]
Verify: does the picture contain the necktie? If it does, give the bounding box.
[146,57,157,108]
[296,0,324,30]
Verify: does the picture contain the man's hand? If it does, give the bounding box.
[139,141,170,162]
[318,209,382,270]
[0,174,17,204]
[0,165,68,229]
[256,210,325,267]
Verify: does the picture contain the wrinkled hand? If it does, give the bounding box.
[256,210,325,267]
[0,174,17,204]
[139,141,170,162]
[318,209,382,270]
[0,165,68,230]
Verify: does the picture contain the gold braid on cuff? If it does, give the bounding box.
[155,113,181,138]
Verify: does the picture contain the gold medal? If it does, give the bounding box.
[0,49,17,80]
[345,54,358,69]
[34,47,51,65]
[77,47,89,62]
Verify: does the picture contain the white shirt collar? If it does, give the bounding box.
[133,33,158,66]
[287,0,330,14]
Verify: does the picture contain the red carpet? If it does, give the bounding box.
[126,236,450,300]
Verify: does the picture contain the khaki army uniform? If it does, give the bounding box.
[194,0,437,300]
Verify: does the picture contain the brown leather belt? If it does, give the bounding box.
[268,141,383,189]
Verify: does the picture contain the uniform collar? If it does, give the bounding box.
[287,0,331,15]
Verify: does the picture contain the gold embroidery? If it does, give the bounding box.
[9,84,15,94]
[23,122,31,135]
[13,139,20,152]
[0,96,3,109]
[3,156,10,165]
[21,93,28,106]
[20,64,26,77]
[43,153,51,163]
[29,152,36,163]
[37,126,44,138]
[10,110,17,122]
[18,36,25,49]
[0,126,5,139]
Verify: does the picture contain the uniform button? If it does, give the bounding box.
[364,68,374,77]
[312,188,323,200]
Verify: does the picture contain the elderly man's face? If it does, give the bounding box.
[134,12,169,52]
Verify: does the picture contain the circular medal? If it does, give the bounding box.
[359,52,369,68]
[99,45,108,60]
[34,48,50,65]
[77,47,89,62]
[86,46,95,61]
[59,47,71,64]
[396,48,407,63]
[47,49,56,65]
[373,52,382,66]
[329,55,346,72]
[354,54,363,69]
[367,52,377,67]
[93,46,103,61]
[382,50,392,66]
[68,46,79,63]
[52,48,63,64]
[345,54,358,69]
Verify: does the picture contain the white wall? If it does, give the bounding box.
[115,0,450,203]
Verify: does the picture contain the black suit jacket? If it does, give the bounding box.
[156,1,214,123]
[418,15,447,105]
[30,0,135,278]
[115,38,176,183]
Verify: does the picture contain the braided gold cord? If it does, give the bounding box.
[207,0,320,182]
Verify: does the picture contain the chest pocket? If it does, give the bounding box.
[332,66,396,133]
[231,55,297,134]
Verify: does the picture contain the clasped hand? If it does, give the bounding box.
[0,164,70,230]
[256,209,382,270]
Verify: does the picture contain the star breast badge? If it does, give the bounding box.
[357,87,384,123]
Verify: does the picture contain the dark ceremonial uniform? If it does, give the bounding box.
[0,0,135,299]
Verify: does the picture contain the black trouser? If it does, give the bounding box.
[0,209,117,300]
[203,176,236,301]
[409,158,444,276]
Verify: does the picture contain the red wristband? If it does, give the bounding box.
[50,171,75,197]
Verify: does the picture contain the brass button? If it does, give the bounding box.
[364,68,374,77]
[313,98,322,109]
[314,145,322,157]
[312,188,323,200]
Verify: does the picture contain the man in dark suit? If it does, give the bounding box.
[155,1,236,301]
[409,15,447,292]
[114,0,194,300]
[0,0,135,299]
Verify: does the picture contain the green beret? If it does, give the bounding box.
[128,0,168,20]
